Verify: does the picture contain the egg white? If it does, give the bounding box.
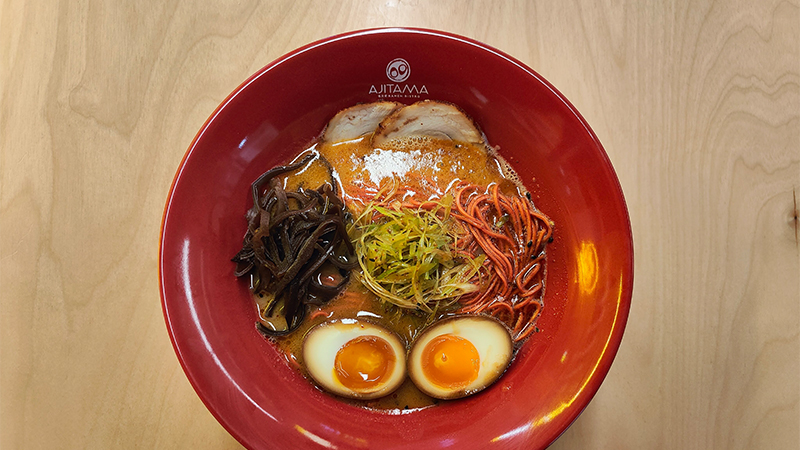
[302,319,407,399]
[407,315,513,399]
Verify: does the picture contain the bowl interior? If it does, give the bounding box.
[161,28,632,450]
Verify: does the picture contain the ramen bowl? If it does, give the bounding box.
[160,28,633,449]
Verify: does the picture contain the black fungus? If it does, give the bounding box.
[232,154,356,336]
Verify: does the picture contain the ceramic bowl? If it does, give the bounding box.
[160,28,633,450]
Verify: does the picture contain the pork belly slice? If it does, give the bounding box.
[322,101,402,143]
[372,100,484,147]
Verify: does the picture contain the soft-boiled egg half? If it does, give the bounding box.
[302,319,406,399]
[408,315,513,399]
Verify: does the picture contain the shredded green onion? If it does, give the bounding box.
[349,197,484,312]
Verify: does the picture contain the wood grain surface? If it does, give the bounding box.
[1,0,798,448]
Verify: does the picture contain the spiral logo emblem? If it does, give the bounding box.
[386,58,410,82]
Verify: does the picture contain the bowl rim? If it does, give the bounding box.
[159,26,634,450]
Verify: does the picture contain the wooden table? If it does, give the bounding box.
[2,1,797,448]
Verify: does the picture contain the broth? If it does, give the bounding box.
[257,134,528,411]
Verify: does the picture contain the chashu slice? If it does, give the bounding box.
[372,100,484,148]
[322,101,402,144]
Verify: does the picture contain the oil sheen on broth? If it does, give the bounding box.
[262,134,523,411]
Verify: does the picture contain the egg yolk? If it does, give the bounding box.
[334,335,395,391]
[421,334,480,389]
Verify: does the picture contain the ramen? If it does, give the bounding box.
[232,100,553,410]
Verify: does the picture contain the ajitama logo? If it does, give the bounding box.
[369,58,428,98]
[386,58,410,82]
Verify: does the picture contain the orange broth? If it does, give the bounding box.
[259,135,525,411]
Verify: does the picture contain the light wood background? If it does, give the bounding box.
[2,1,798,449]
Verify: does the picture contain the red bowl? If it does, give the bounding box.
[160,28,633,450]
